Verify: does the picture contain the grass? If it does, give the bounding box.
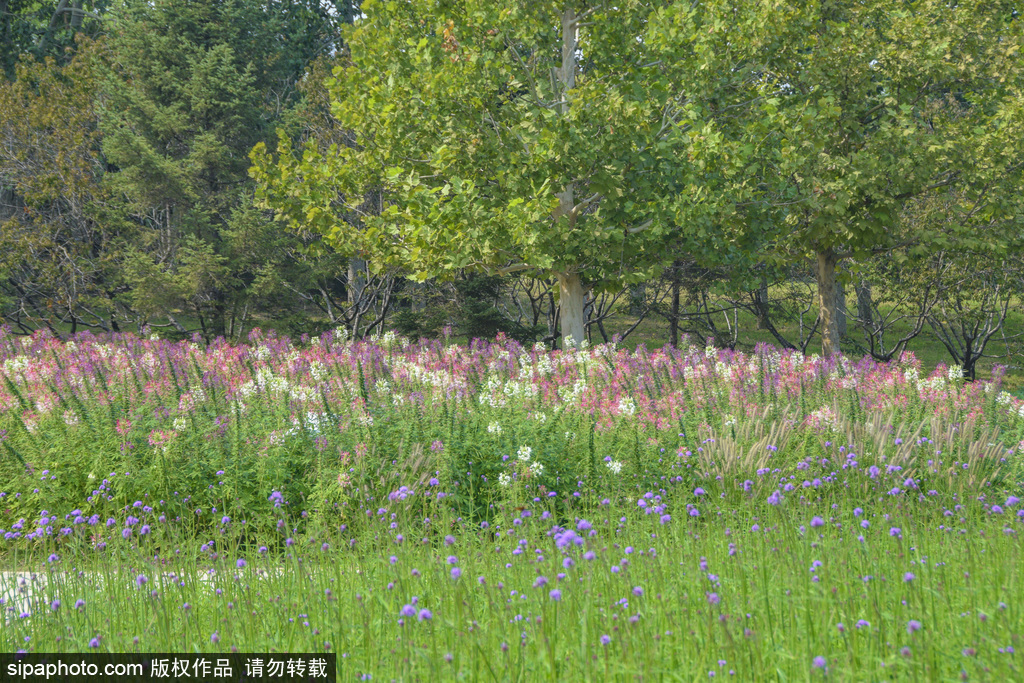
[0,327,1022,680]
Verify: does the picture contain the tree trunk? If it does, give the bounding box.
[815,248,841,357]
[856,278,873,328]
[755,273,769,330]
[555,271,585,347]
[348,257,366,304]
[670,262,681,347]
[836,278,847,338]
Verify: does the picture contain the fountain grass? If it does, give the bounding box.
[0,327,1022,679]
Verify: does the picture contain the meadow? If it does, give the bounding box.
[0,326,1022,681]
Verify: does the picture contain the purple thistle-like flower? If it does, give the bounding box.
[451,567,462,580]
[447,555,458,565]
[689,508,700,517]
[855,620,870,629]
[600,634,611,646]
[810,516,824,528]
[694,487,706,496]
[47,553,58,563]
[400,604,416,618]
[549,589,562,602]
[907,620,922,634]
[707,592,720,605]
[135,574,148,587]
[74,599,85,610]
[89,637,100,648]
[812,656,827,669]
[418,608,433,621]
[660,514,671,524]
[904,572,915,582]
[236,559,247,569]
[211,632,220,644]
[50,599,60,612]
[633,586,644,596]
[890,527,902,537]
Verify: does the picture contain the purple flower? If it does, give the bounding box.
[447,555,458,565]
[418,608,432,621]
[689,508,700,517]
[633,586,644,596]
[600,634,611,646]
[88,637,100,648]
[135,574,148,587]
[907,620,922,634]
[74,599,85,610]
[211,632,220,644]
[694,487,706,496]
[904,572,915,583]
[236,559,247,569]
[855,620,870,629]
[549,589,562,601]
[451,567,462,580]
[707,593,720,605]
[810,516,824,528]
[890,527,902,537]
[812,656,827,669]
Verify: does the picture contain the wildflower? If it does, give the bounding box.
[856,620,870,629]
[812,656,827,670]
[451,567,462,580]
[517,445,532,462]
[418,609,432,621]
[904,572,915,583]
[135,575,148,587]
[549,589,562,602]
[236,559,247,569]
[907,620,922,634]
[600,635,611,646]
[810,516,824,528]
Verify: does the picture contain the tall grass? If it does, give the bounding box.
[0,327,1021,680]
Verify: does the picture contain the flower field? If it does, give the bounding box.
[0,326,1022,680]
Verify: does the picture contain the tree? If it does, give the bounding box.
[97,0,359,340]
[252,0,727,347]
[712,0,1024,356]
[0,39,136,336]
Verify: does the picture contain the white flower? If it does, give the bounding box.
[309,361,328,382]
[172,417,188,432]
[564,335,577,349]
[996,391,1014,406]
[529,461,544,476]
[947,364,963,382]
[534,411,547,423]
[487,422,502,434]
[498,472,512,487]
[617,396,636,416]
[705,344,716,359]
[723,415,737,427]
[517,445,532,462]
[533,342,547,353]
[606,460,623,474]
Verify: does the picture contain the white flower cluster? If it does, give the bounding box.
[606,459,623,474]
[357,412,374,427]
[498,472,512,487]
[557,379,588,403]
[617,396,636,416]
[517,445,532,462]
[947,364,964,382]
[996,391,1015,406]
[173,417,188,432]
[309,361,328,382]
[285,411,333,437]
[534,411,547,423]
[808,405,837,427]
[253,345,272,362]
[487,421,502,434]
[2,356,29,375]
[376,379,391,394]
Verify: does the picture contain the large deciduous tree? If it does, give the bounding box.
[722,0,1024,356]
[252,0,727,347]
